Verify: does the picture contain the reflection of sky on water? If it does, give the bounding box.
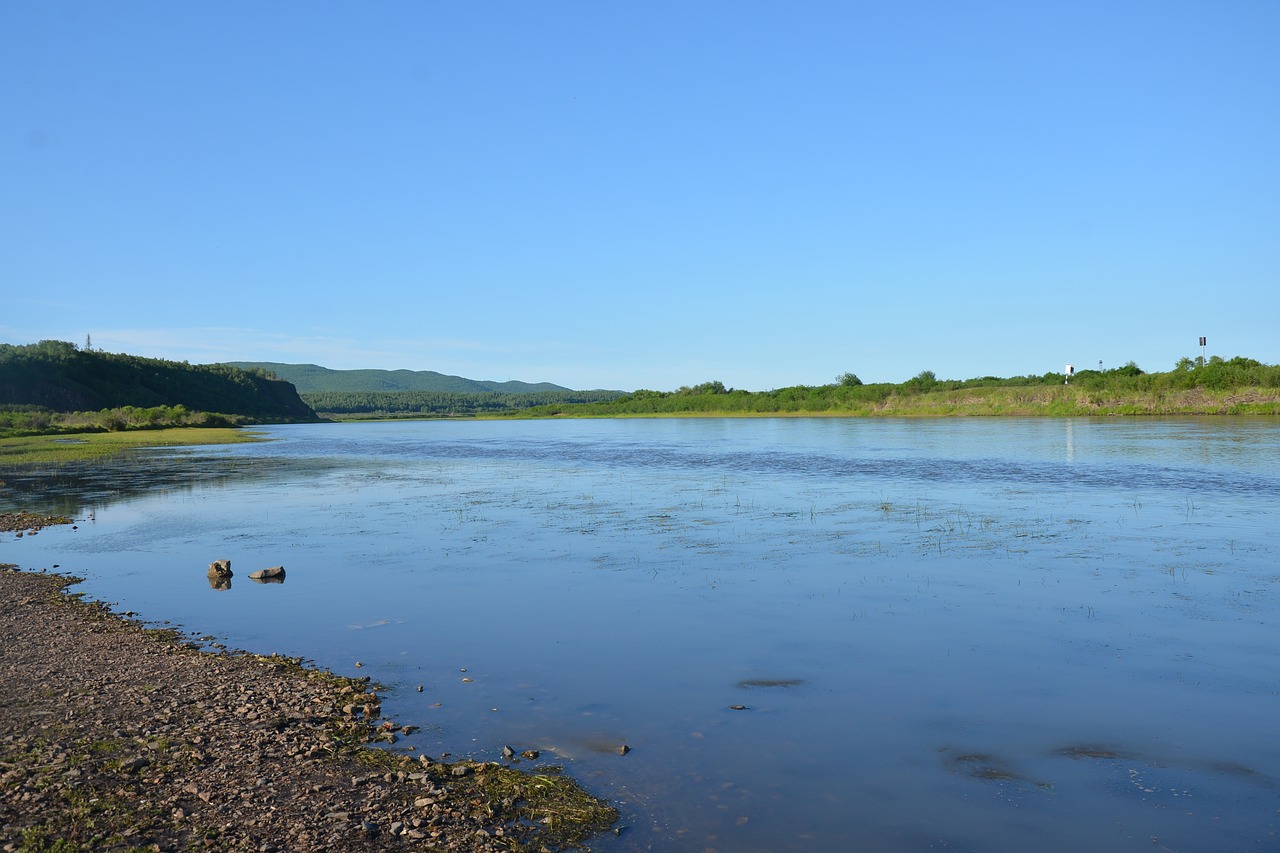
[4,417,1280,852]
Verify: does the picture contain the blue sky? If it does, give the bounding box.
[3,2,1277,391]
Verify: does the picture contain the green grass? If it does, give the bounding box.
[0,428,267,465]
[503,384,1280,419]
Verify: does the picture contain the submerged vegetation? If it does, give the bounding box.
[505,356,1280,418]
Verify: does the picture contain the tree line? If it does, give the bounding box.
[502,356,1280,417]
[302,389,624,417]
[0,340,318,435]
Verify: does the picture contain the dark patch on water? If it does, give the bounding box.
[941,748,1054,790]
[736,678,806,689]
[1057,744,1137,761]
[942,750,1027,782]
[1204,760,1273,786]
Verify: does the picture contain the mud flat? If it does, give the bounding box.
[0,564,616,852]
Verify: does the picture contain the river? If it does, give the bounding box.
[4,417,1279,851]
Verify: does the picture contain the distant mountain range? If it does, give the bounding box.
[221,362,587,395]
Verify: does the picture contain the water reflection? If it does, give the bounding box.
[0,450,322,518]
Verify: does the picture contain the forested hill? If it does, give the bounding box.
[1,341,318,422]
[222,362,589,394]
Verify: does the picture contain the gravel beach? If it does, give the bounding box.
[0,564,616,851]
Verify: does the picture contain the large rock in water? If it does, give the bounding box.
[207,559,232,579]
[249,566,285,581]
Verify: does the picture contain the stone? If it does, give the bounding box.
[249,566,286,581]
[207,559,233,579]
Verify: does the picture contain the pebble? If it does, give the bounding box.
[0,567,615,851]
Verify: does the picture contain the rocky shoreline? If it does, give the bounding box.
[0,565,617,852]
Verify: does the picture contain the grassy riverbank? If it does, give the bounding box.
[0,427,267,466]
[503,384,1280,419]
[869,385,1280,416]
[503,363,1280,419]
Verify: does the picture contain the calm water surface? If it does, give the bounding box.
[4,417,1279,852]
